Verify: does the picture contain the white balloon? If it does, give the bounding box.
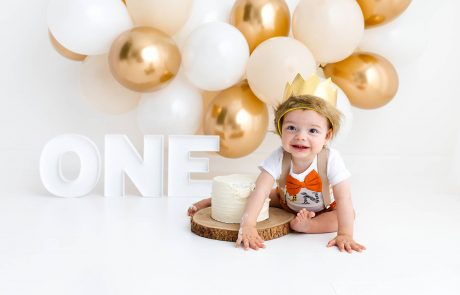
[80,55,141,115]
[292,0,364,64]
[126,0,193,36]
[173,0,235,49]
[182,22,249,91]
[47,0,133,55]
[137,74,203,135]
[246,37,317,107]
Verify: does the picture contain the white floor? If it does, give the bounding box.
[1,187,459,295]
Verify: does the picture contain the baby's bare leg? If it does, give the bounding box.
[305,211,338,233]
[290,209,338,233]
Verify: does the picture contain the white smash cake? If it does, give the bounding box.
[211,174,270,224]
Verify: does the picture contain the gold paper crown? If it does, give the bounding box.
[282,73,337,106]
[275,73,340,136]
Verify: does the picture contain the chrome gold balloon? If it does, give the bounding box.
[108,26,181,92]
[357,0,412,28]
[230,0,290,52]
[196,90,221,135]
[323,52,399,109]
[204,80,268,158]
[48,31,86,61]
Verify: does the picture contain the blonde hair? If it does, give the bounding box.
[274,95,342,138]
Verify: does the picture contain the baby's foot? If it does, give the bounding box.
[290,208,316,233]
[187,198,211,217]
[187,205,198,217]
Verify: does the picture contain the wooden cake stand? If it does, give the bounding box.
[191,207,295,242]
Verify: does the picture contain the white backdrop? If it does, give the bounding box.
[0,0,459,196]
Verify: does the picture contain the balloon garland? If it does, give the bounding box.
[47,0,411,158]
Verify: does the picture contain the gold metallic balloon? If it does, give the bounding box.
[204,80,268,158]
[48,31,86,61]
[109,26,181,92]
[357,0,412,28]
[323,52,399,109]
[196,90,221,135]
[230,0,290,52]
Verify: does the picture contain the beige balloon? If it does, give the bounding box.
[80,55,141,114]
[357,0,412,28]
[230,0,290,52]
[126,0,193,35]
[292,0,364,64]
[204,80,268,158]
[48,31,86,61]
[109,26,181,92]
[323,52,399,109]
[246,37,317,107]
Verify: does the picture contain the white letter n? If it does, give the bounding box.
[104,135,163,197]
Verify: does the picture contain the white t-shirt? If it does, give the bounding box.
[259,147,350,212]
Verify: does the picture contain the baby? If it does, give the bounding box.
[189,94,365,253]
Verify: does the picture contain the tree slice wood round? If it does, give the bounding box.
[191,207,295,242]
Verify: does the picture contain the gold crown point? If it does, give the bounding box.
[290,74,304,97]
[282,81,293,103]
[314,78,337,106]
[301,74,320,96]
[282,73,337,106]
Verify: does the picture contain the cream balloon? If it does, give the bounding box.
[173,0,235,49]
[292,0,364,64]
[126,0,193,36]
[80,55,141,115]
[47,0,133,55]
[136,74,203,135]
[182,22,249,91]
[246,37,316,107]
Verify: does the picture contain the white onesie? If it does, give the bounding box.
[259,147,350,213]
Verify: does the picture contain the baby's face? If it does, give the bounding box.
[280,109,331,162]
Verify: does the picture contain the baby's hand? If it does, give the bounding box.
[327,234,366,253]
[235,224,265,250]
